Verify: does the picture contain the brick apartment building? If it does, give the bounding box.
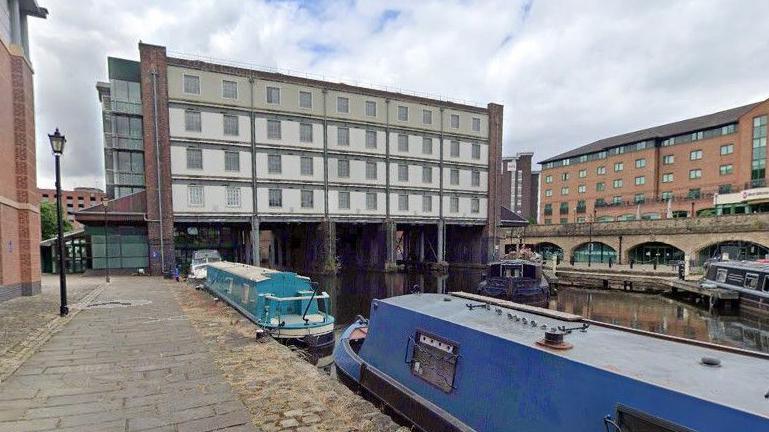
[39,187,105,229]
[539,98,769,224]
[0,0,47,301]
[500,152,538,222]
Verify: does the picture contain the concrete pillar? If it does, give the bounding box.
[684,253,691,278]
[418,228,425,262]
[317,220,337,274]
[437,220,445,263]
[384,220,397,272]
[250,217,260,266]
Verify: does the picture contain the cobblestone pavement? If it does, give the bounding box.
[171,282,408,432]
[0,276,257,432]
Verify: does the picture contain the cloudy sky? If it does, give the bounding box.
[29,0,769,190]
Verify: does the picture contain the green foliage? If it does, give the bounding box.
[40,200,72,240]
[527,217,537,225]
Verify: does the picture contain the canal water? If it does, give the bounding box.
[315,269,769,355]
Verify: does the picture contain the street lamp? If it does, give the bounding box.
[102,196,110,283]
[48,128,68,316]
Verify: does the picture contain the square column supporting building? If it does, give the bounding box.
[437,220,445,263]
[384,219,397,272]
[482,103,504,263]
[250,216,260,266]
[317,219,337,274]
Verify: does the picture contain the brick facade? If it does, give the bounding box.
[39,187,105,228]
[484,103,503,260]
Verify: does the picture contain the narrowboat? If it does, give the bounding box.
[703,260,769,314]
[188,249,222,279]
[205,261,334,349]
[334,291,769,431]
[477,255,550,307]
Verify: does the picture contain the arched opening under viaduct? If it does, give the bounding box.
[573,242,616,264]
[533,242,564,261]
[696,240,769,265]
[628,242,684,265]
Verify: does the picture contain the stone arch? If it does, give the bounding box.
[570,241,617,263]
[692,239,769,265]
[532,242,565,261]
[626,241,684,265]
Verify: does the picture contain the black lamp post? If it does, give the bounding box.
[102,196,110,283]
[49,128,68,316]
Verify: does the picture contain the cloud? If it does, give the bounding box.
[28,0,769,190]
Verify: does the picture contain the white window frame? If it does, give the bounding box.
[422,137,432,155]
[338,191,351,209]
[268,154,282,174]
[222,80,238,99]
[183,74,200,95]
[300,156,313,176]
[184,110,202,132]
[398,194,409,211]
[422,166,432,183]
[267,119,282,140]
[397,105,409,121]
[223,114,239,136]
[366,130,377,149]
[472,117,481,132]
[337,127,350,146]
[268,189,282,208]
[450,114,459,129]
[422,195,432,212]
[337,96,350,113]
[366,192,377,210]
[366,161,377,180]
[299,90,313,109]
[422,109,432,125]
[186,148,203,170]
[224,150,240,172]
[398,164,409,182]
[188,185,204,207]
[338,159,350,178]
[225,186,241,207]
[365,100,377,117]
[300,123,313,143]
[266,86,281,104]
[301,190,314,208]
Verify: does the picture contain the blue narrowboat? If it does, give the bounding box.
[206,262,334,349]
[334,291,769,431]
[703,260,769,313]
[477,259,550,307]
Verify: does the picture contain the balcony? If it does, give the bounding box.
[747,179,767,189]
[105,135,143,151]
[108,100,143,115]
[109,170,145,186]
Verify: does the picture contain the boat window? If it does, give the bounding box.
[715,268,728,283]
[502,265,522,278]
[762,277,769,293]
[523,265,536,279]
[488,264,501,278]
[615,404,695,432]
[409,331,459,393]
[744,273,759,290]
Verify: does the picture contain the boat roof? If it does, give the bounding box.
[207,261,279,283]
[380,292,769,418]
[488,259,540,266]
[710,260,769,273]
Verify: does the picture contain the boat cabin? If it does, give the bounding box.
[485,259,540,281]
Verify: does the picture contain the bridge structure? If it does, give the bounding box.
[504,214,769,269]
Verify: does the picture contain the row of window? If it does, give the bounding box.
[181,74,482,131]
[186,185,480,213]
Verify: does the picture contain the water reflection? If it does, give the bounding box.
[314,269,769,354]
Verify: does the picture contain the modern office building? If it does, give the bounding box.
[538,98,769,224]
[500,152,538,222]
[88,43,502,275]
[39,187,105,228]
[0,0,47,301]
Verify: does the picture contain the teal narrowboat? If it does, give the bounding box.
[205,262,334,348]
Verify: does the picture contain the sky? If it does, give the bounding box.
[28,0,769,190]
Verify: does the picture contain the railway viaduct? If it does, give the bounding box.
[503,214,769,265]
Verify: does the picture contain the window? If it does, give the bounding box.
[635,158,646,168]
[450,169,459,185]
[450,197,459,213]
[300,123,313,143]
[690,150,703,160]
[186,148,203,169]
[338,159,350,178]
[545,175,553,184]
[472,170,480,187]
[423,109,432,125]
[720,144,734,155]
[222,80,238,99]
[596,182,605,191]
[634,193,645,204]
[612,196,622,205]
[545,189,553,197]
[422,166,432,183]
[398,164,409,181]
[745,273,759,290]
[398,194,409,211]
[576,217,586,223]
[419,195,431,212]
[689,169,702,179]
[579,169,587,178]
[662,173,673,183]
[663,155,674,165]
[578,184,586,194]
[224,151,239,172]
[635,176,645,185]
[398,134,409,152]
[366,130,377,149]
[472,117,481,132]
[183,74,200,94]
[613,179,623,188]
[544,218,552,224]
[561,186,569,195]
[472,143,481,160]
[398,105,408,121]
[471,198,480,213]
[266,86,280,104]
[337,127,350,146]
[188,185,204,206]
[300,156,313,176]
[339,191,350,209]
[688,188,701,199]
[597,166,606,175]
[450,114,459,128]
[422,137,433,155]
[267,119,281,139]
[365,100,376,117]
[223,114,239,136]
[366,192,377,210]
[299,91,313,109]
[268,154,281,174]
[720,164,733,176]
[752,116,767,183]
[561,172,569,181]
[226,186,241,207]
[337,97,349,113]
[560,202,569,214]
[661,191,673,201]
[301,190,313,208]
[185,110,201,132]
[614,162,624,172]
[450,140,460,157]
[366,162,378,180]
[544,203,553,215]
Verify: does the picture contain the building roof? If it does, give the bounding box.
[500,206,529,227]
[539,101,763,164]
[75,191,147,224]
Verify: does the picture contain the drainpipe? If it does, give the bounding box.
[151,70,165,274]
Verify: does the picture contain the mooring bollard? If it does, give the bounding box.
[653,261,657,270]
[608,258,613,268]
[629,259,634,269]
[678,262,685,280]
[570,256,575,266]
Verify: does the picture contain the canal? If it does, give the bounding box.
[316,269,769,354]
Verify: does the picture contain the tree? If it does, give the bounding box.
[40,201,72,241]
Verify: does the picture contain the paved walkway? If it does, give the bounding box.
[0,276,256,432]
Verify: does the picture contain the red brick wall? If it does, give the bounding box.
[484,103,503,260]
